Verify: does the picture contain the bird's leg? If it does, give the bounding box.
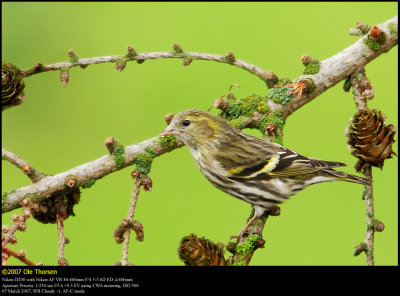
[230,213,260,243]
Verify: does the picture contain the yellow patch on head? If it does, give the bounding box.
[198,118,217,139]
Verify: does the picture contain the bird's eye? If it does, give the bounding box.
[182,120,191,127]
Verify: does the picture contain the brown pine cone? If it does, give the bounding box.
[31,189,80,224]
[2,62,26,111]
[178,233,226,266]
[346,109,397,172]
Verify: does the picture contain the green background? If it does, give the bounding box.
[2,2,397,266]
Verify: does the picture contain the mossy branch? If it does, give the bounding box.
[281,15,397,119]
[2,136,183,213]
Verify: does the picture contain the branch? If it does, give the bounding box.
[56,214,69,266]
[348,67,389,266]
[2,246,36,266]
[229,206,280,266]
[281,15,397,118]
[2,148,45,182]
[2,136,183,213]
[121,173,149,266]
[361,167,375,265]
[21,48,277,86]
[3,16,397,267]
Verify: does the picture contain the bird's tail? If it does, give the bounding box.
[324,169,371,186]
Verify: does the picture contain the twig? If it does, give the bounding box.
[2,246,36,266]
[21,50,275,84]
[3,205,32,245]
[362,167,374,266]
[2,148,45,182]
[230,206,280,266]
[57,218,68,266]
[121,177,141,265]
[120,172,149,265]
[350,67,375,266]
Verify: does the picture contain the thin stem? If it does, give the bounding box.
[363,167,374,266]
[2,246,36,266]
[2,148,45,182]
[57,217,68,266]
[350,67,376,266]
[121,175,142,266]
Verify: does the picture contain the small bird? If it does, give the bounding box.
[161,109,369,241]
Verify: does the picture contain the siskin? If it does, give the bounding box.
[161,109,369,240]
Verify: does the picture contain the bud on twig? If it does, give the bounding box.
[126,46,137,58]
[370,26,383,41]
[164,113,174,125]
[67,49,79,63]
[225,51,236,63]
[132,220,144,242]
[115,58,126,72]
[173,43,183,53]
[213,97,230,111]
[105,137,117,154]
[301,55,319,66]
[22,165,32,175]
[182,55,193,66]
[59,68,69,87]
[372,219,385,232]
[357,22,371,34]
[264,71,279,88]
[65,175,77,188]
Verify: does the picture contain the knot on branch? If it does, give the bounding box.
[2,62,26,111]
[345,109,397,172]
[178,233,226,266]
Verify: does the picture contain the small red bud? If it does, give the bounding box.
[22,165,31,175]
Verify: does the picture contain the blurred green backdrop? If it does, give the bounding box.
[2,2,397,266]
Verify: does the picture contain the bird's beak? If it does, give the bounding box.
[160,125,175,137]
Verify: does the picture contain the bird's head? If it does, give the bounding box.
[160,109,222,149]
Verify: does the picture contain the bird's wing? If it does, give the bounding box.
[215,137,346,180]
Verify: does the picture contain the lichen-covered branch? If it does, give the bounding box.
[2,136,183,213]
[281,15,397,118]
